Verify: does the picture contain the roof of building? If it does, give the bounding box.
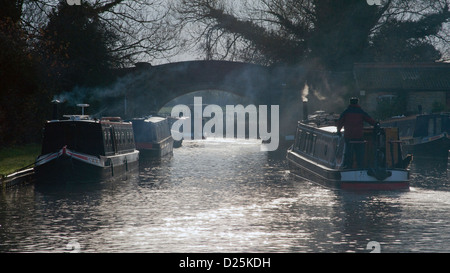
[354,62,450,92]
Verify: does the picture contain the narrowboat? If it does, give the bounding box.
[131,116,174,157]
[287,121,412,190]
[35,105,139,182]
[381,113,450,158]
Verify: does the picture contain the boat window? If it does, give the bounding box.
[128,129,134,144]
[301,131,307,151]
[436,117,441,134]
[105,129,112,148]
[428,118,434,136]
[444,116,450,132]
[104,130,108,145]
[309,134,317,155]
[157,123,162,140]
[303,132,310,152]
[295,129,302,150]
[297,131,304,151]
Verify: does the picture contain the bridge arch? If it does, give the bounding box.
[121,60,276,116]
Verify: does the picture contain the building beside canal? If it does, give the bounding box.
[353,62,450,117]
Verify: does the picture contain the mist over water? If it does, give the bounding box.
[1,139,449,253]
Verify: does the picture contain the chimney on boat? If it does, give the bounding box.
[51,99,61,120]
[302,101,308,121]
[77,104,90,116]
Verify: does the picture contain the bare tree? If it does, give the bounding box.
[21,0,182,66]
[175,0,450,67]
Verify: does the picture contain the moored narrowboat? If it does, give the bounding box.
[381,113,450,158]
[287,121,412,190]
[35,107,139,182]
[131,116,174,157]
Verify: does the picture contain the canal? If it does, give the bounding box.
[1,139,449,253]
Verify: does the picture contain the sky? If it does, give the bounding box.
[23,0,450,65]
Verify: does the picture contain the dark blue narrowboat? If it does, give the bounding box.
[131,116,174,157]
[382,113,450,158]
[35,106,139,182]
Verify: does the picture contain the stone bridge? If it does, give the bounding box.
[113,60,311,137]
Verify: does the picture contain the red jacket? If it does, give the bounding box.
[336,104,376,139]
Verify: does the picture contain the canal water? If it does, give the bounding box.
[1,139,449,253]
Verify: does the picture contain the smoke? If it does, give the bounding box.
[301,82,309,102]
[52,70,151,117]
[301,81,327,104]
[54,78,129,105]
[53,86,91,105]
[313,88,327,101]
[298,68,350,116]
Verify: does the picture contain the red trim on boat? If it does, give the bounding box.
[136,142,154,149]
[340,182,409,191]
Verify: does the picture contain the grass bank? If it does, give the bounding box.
[0,144,41,176]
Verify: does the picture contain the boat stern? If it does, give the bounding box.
[340,169,409,190]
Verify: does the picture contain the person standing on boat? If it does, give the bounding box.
[336,97,378,169]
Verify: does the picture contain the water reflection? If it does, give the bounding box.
[1,140,450,252]
[334,191,405,252]
[409,156,449,190]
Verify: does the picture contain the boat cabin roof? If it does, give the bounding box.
[133,116,167,124]
[298,122,341,134]
[318,125,339,133]
[49,115,94,123]
[63,115,89,119]
[50,115,128,124]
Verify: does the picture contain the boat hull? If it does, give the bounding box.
[287,149,409,191]
[381,113,450,159]
[131,117,174,157]
[402,133,450,158]
[35,147,139,183]
[136,136,174,157]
